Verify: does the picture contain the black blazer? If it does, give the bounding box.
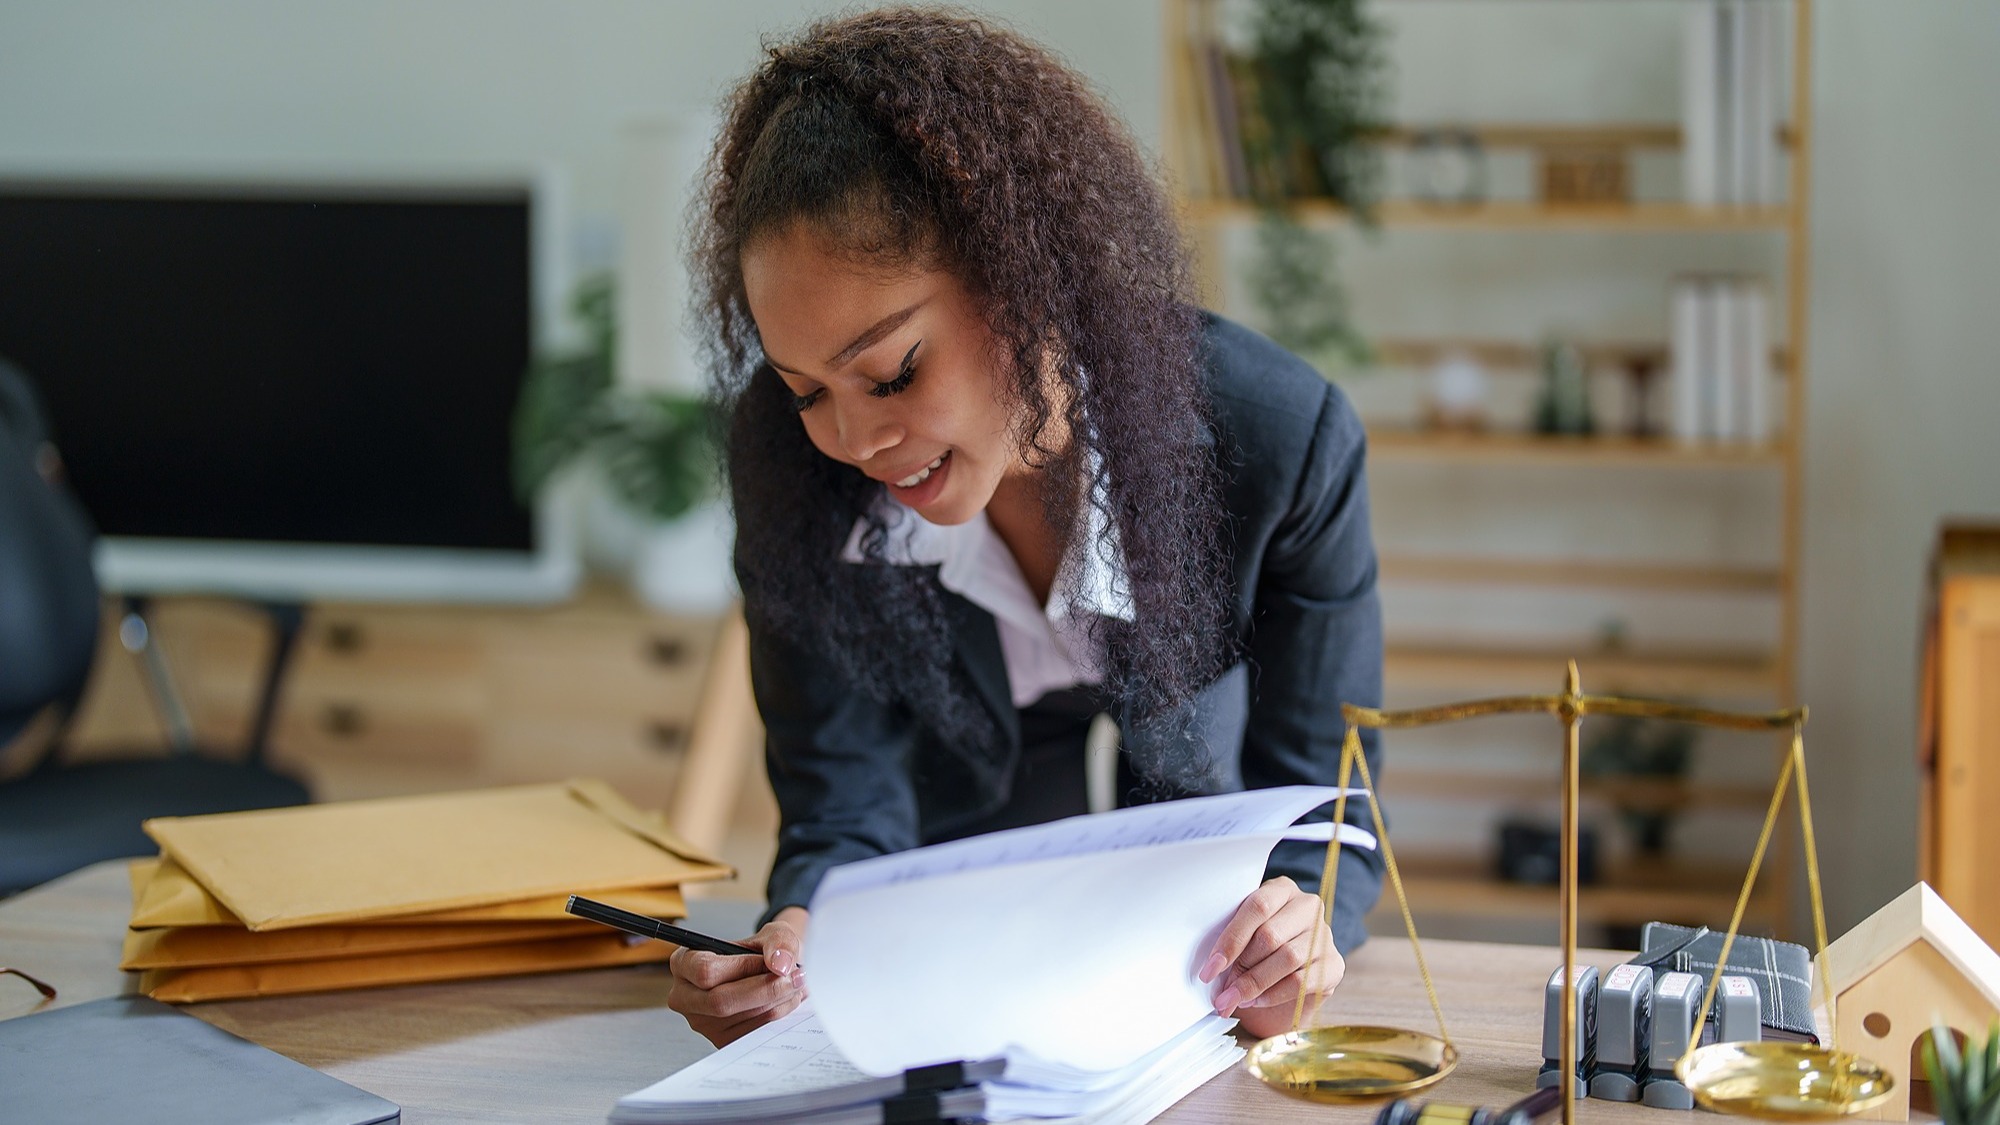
[746,313,1386,952]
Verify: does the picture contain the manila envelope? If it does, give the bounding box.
[126,857,689,929]
[121,917,592,969]
[143,778,732,931]
[139,932,674,1003]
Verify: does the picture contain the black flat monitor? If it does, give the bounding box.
[0,169,578,602]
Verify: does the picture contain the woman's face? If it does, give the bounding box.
[742,222,1031,527]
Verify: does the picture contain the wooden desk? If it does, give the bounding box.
[2,862,1659,1124]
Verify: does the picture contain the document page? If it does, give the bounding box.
[818,784,1368,897]
[805,785,1373,1075]
[620,1005,874,1109]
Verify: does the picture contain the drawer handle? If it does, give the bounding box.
[322,703,366,737]
[645,721,685,751]
[645,636,688,667]
[324,622,366,654]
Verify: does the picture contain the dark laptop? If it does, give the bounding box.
[0,996,400,1124]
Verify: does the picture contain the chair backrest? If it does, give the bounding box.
[0,356,99,747]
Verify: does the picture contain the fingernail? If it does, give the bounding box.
[768,949,795,975]
[788,967,805,987]
[1199,953,1227,983]
[1214,986,1240,1014]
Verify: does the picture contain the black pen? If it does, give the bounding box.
[565,895,763,957]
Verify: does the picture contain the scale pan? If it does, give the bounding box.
[1677,1042,1896,1120]
[1247,1026,1458,1103]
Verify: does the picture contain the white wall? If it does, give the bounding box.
[3,0,1994,935]
[0,0,1160,271]
[1799,0,2000,932]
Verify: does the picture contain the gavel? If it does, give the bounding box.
[1374,1085,1563,1125]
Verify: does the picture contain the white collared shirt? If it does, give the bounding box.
[840,487,1134,708]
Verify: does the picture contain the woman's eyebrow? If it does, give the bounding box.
[766,301,928,378]
[827,302,925,367]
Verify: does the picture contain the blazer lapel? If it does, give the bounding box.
[944,589,1020,753]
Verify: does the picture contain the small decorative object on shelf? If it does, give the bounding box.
[1423,349,1491,432]
[1498,818,1600,887]
[1534,337,1596,436]
[1621,353,1666,439]
[1411,128,1487,207]
[1538,145,1630,206]
[1582,716,1698,856]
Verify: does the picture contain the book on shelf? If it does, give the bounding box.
[1682,1,1722,206]
[1671,280,1709,443]
[1734,280,1773,444]
[1670,274,1773,446]
[1683,0,1790,208]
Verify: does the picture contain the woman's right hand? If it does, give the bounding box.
[666,906,810,1047]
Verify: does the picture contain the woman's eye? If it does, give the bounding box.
[790,388,824,413]
[868,341,921,399]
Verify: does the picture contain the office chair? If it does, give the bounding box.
[0,357,310,897]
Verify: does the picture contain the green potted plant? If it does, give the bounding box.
[1924,1020,2000,1125]
[513,276,730,611]
[1240,0,1389,370]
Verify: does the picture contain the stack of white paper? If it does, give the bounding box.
[612,786,1375,1124]
[611,1006,1243,1125]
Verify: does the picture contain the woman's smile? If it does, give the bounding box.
[884,450,952,507]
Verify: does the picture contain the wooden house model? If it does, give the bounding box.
[1817,882,2000,1121]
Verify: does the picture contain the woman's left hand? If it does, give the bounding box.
[1198,876,1345,1040]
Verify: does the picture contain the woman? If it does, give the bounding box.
[668,8,1384,1048]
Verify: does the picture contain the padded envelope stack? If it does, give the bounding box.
[123,778,732,1002]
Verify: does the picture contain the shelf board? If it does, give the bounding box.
[1380,555,1784,593]
[1368,337,1792,374]
[1365,427,1788,468]
[1183,198,1793,231]
[1365,123,1685,150]
[1383,770,1777,813]
[1376,856,1776,928]
[1384,642,1782,700]
[1359,122,1797,152]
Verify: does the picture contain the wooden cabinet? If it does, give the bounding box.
[1923,524,2000,947]
[64,585,730,813]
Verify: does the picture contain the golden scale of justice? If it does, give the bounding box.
[1245,662,1897,1123]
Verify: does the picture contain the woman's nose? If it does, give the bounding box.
[834,397,905,464]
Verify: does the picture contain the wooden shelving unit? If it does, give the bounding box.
[1166,0,1816,938]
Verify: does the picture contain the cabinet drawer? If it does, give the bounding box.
[487,618,718,716]
[484,714,697,810]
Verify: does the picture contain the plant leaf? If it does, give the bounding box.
[1935,1027,1967,1125]
[1942,1022,1967,1083]
[1969,1038,1987,1117]
[1976,1016,1992,1088]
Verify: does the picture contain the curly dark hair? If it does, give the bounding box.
[693,7,1232,770]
